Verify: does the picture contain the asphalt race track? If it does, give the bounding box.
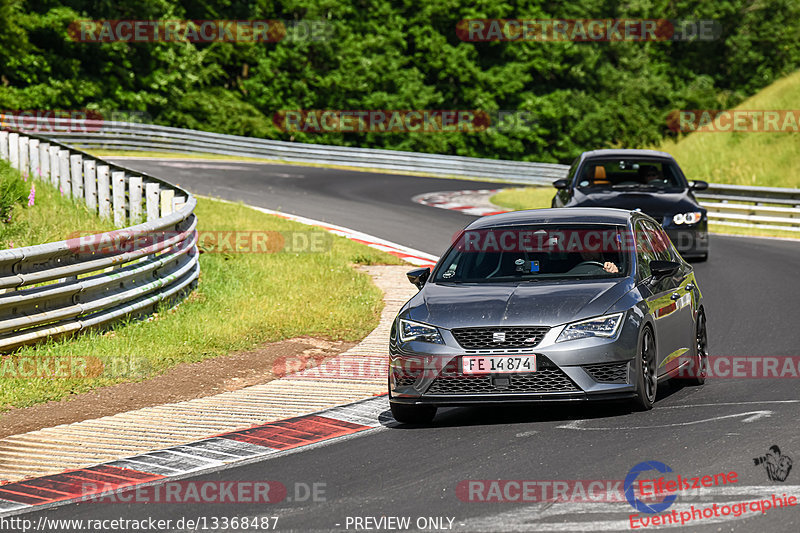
[17,159,800,532]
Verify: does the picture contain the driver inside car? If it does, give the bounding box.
[638,165,663,184]
[579,250,619,274]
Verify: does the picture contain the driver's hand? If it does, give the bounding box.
[603,262,618,273]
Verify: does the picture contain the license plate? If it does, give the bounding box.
[462,355,537,375]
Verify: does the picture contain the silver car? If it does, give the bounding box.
[388,208,707,424]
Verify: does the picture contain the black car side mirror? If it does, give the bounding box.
[407,267,431,289]
[553,179,569,190]
[690,180,709,191]
[650,260,680,279]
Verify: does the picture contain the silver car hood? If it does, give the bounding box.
[404,278,633,329]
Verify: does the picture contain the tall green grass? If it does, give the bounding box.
[657,70,800,189]
[0,162,28,222]
[0,160,117,249]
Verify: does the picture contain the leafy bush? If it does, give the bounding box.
[2,1,800,163]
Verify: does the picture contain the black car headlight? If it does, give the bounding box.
[399,319,445,344]
[672,212,703,225]
[556,312,623,343]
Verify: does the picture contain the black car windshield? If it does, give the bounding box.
[433,224,630,283]
[576,159,685,191]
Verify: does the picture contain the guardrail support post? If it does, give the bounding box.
[38,142,50,180]
[70,154,83,200]
[160,189,175,217]
[97,165,111,219]
[112,171,126,227]
[0,131,8,160]
[145,182,160,221]
[84,160,97,211]
[129,176,142,223]
[18,136,28,178]
[58,150,70,196]
[48,145,59,186]
[8,133,19,169]
[29,139,40,179]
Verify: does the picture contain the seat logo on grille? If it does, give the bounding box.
[492,332,506,343]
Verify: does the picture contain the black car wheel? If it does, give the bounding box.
[390,403,437,424]
[632,327,657,410]
[678,312,707,385]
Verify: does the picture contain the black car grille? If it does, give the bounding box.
[451,326,550,349]
[426,356,579,395]
[394,376,417,387]
[583,362,629,384]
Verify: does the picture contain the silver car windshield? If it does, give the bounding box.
[433,225,630,283]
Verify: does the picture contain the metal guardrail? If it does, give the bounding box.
[0,129,199,352]
[23,120,800,232]
[695,183,800,232]
[35,120,570,185]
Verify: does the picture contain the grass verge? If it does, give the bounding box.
[490,187,800,240]
[490,186,554,212]
[656,70,800,189]
[0,165,402,410]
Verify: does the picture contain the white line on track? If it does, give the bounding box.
[558,411,775,431]
[661,400,800,408]
[557,400,799,430]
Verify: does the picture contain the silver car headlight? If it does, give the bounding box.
[556,313,624,343]
[399,319,445,344]
[673,212,703,225]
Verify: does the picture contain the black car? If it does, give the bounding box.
[551,149,709,260]
[388,208,707,424]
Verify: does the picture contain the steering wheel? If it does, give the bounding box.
[568,260,606,274]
